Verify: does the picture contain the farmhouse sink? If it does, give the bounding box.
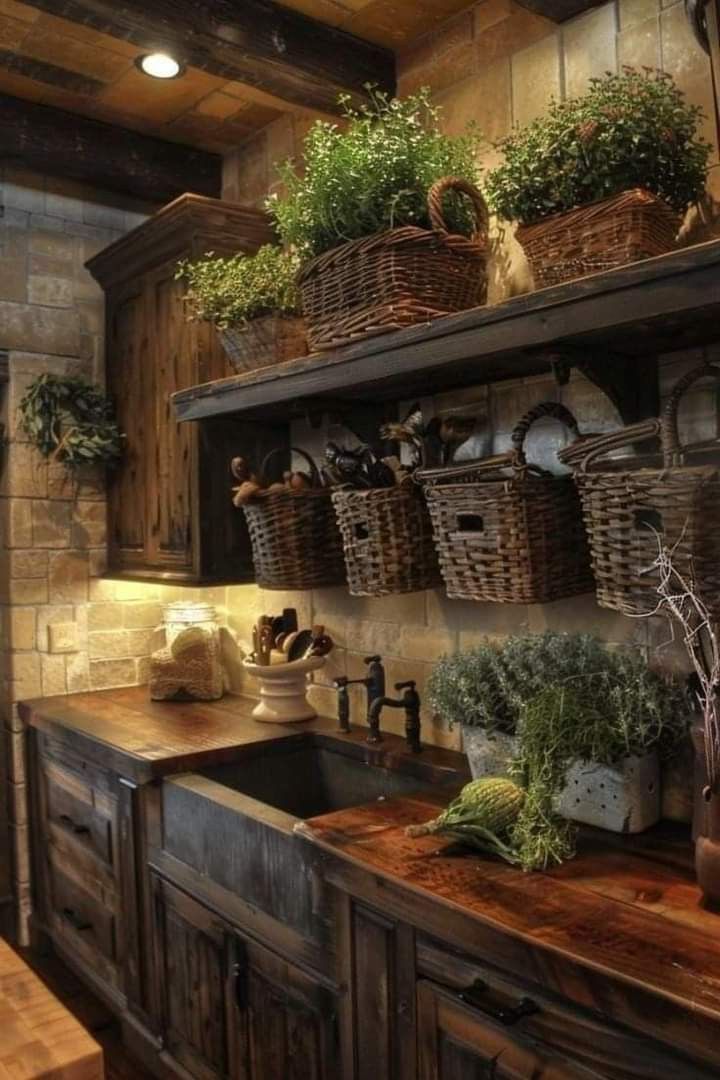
[159,730,466,959]
[198,735,459,819]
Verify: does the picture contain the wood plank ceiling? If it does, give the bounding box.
[0,0,478,155]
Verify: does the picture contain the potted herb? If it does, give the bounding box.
[176,244,306,373]
[485,68,711,288]
[429,632,688,835]
[267,88,488,350]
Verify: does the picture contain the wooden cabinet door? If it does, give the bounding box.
[230,934,340,1080]
[153,877,233,1080]
[106,279,151,572]
[145,261,198,574]
[417,980,601,1080]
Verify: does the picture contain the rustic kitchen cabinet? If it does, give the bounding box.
[152,875,340,1080]
[87,194,279,583]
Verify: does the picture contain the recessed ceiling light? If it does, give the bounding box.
[136,53,184,79]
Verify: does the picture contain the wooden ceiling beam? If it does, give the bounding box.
[21,0,395,114]
[1,93,221,203]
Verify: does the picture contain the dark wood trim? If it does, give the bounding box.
[1,93,221,203]
[515,0,608,21]
[172,239,720,428]
[22,0,394,114]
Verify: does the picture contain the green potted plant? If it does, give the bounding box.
[267,88,489,351]
[176,244,306,374]
[428,632,688,834]
[485,67,711,289]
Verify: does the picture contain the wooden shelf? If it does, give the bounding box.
[172,239,720,428]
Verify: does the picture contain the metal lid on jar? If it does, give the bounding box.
[163,601,217,624]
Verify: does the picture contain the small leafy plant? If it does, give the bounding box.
[267,87,481,261]
[430,631,688,755]
[176,245,300,330]
[486,67,711,225]
[19,373,123,471]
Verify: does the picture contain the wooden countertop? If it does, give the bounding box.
[18,686,464,784]
[298,794,720,1053]
[0,938,103,1079]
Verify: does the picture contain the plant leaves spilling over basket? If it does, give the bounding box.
[558,362,720,617]
[231,447,345,590]
[297,177,489,351]
[417,402,594,604]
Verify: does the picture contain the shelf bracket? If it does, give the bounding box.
[537,345,659,426]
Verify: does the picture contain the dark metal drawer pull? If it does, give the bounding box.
[459,979,539,1026]
[62,906,92,932]
[59,813,90,836]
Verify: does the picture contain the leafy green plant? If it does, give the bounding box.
[431,631,688,753]
[176,245,300,330]
[19,373,123,471]
[485,67,711,225]
[267,87,481,260]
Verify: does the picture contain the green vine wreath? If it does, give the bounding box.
[19,373,124,471]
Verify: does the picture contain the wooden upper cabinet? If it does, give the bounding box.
[87,194,276,583]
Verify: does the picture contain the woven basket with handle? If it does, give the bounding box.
[417,402,593,604]
[558,362,720,617]
[218,314,307,374]
[331,484,441,597]
[241,448,346,590]
[298,177,489,351]
[516,188,680,289]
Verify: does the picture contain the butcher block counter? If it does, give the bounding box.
[19,687,720,1079]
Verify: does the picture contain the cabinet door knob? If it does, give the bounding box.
[458,979,539,1027]
[62,906,92,933]
[59,813,90,837]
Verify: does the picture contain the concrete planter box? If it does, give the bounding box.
[462,726,660,834]
[556,752,661,834]
[462,725,518,779]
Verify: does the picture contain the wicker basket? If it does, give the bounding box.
[558,363,720,617]
[241,448,345,590]
[331,484,441,597]
[298,177,489,351]
[417,403,594,604]
[516,188,680,289]
[218,315,307,374]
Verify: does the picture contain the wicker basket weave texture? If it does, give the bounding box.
[218,314,306,374]
[298,177,489,351]
[559,363,720,617]
[241,448,345,590]
[516,188,680,289]
[418,403,594,604]
[331,485,441,597]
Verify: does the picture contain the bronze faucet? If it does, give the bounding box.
[334,655,386,735]
[367,679,422,753]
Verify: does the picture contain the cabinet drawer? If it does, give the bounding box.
[50,863,118,968]
[44,760,114,868]
[416,937,713,1080]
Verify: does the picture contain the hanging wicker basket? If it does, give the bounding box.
[331,483,441,597]
[515,188,680,290]
[417,402,594,604]
[240,448,345,590]
[218,314,307,374]
[558,362,720,617]
[297,177,489,351]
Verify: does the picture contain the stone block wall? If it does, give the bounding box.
[0,166,157,934]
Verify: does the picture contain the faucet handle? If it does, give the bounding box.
[395,680,416,691]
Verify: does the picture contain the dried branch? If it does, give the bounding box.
[638,539,720,790]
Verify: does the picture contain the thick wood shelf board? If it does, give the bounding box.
[172,239,720,424]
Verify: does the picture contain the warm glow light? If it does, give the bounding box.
[137,53,183,79]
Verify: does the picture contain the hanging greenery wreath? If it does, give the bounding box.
[18,373,124,471]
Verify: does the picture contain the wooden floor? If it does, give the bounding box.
[14,946,155,1080]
